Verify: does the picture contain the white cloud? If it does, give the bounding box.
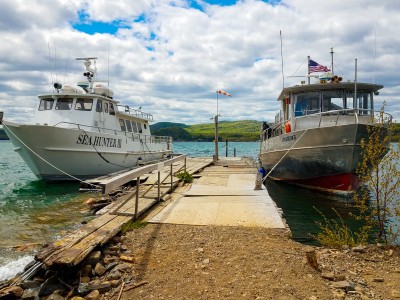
[0,0,399,125]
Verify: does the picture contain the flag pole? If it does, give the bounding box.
[330,47,334,75]
[214,91,219,161]
[307,55,310,84]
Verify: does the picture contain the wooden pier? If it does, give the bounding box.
[36,156,212,267]
[36,156,285,268]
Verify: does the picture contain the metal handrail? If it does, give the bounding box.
[260,108,393,142]
[118,105,154,121]
[52,121,172,143]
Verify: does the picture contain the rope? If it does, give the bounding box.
[80,128,128,168]
[262,129,308,183]
[3,123,102,189]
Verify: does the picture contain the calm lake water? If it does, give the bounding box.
[0,140,397,279]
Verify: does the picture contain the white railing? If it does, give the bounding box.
[118,105,153,121]
[260,109,392,142]
[52,121,172,144]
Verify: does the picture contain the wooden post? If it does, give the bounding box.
[157,171,161,202]
[305,250,320,271]
[214,115,219,161]
[234,148,236,157]
[134,176,140,220]
[226,139,228,157]
[184,156,187,172]
[170,164,173,191]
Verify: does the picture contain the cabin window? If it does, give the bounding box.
[144,124,147,129]
[96,100,102,112]
[38,98,54,110]
[294,92,320,116]
[321,90,344,112]
[75,98,93,111]
[119,119,126,131]
[137,123,143,133]
[109,103,115,115]
[125,120,132,132]
[55,98,73,110]
[347,91,373,114]
[131,121,138,133]
[104,102,109,113]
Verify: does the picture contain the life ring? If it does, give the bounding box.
[285,121,291,133]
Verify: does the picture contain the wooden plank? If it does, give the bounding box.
[37,156,213,267]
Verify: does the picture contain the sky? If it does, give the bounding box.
[0,0,399,125]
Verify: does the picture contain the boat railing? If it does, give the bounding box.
[52,122,172,144]
[260,108,392,142]
[118,105,154,121]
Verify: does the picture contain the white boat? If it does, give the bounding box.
[1,57,172,181]
[259,53,392,194]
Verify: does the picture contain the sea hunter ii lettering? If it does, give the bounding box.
[281,135,296,142]
[76,134,122,148]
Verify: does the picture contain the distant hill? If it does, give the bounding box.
[151,120,262,142]
[150,122,188,130]
[0,128,8,140]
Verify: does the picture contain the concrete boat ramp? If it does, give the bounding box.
[149,159,285,228]
[36,156,286,268]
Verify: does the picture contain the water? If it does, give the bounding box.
[0,141,95,276]
[173,141,260,160]
[0,140,397,279]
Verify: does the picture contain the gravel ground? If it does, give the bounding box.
[113,224,400,300]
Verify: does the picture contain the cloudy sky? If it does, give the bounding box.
[0,0,399,125]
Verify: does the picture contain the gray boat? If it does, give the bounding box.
[259,56,392,194]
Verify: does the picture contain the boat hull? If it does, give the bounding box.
[259,123,388,194]
[3,122,172,181]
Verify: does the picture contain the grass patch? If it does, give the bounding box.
[121,220,148,234]
[175,171,193,183]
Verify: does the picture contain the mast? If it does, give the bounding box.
[354,58,358,109]
[330,47,334,75]
[280,30,285,88]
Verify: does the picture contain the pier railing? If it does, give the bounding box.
[261,109,393,141]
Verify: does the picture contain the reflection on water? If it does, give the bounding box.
[265,180,358,244]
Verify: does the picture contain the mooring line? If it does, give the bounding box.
[262,129,308,183]
[3,123,102,190]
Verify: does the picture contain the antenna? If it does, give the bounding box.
[54,41,57,83]
[280,30,285,88]
[48,42,54,90]
[354,58,358,108]
[64,50,69,84]
[107,40,110,87]
[373,24,377,83]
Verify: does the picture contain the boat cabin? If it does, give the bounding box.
[272,78,383,135]
[34,85,153,136]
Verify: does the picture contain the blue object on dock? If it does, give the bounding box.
[259,166,266,178]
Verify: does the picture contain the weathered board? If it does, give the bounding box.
[36,157,213,267]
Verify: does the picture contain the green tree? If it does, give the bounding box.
[353,108,400,244]
[316,107,400,247]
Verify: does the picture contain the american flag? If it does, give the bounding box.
[308,59,330,73]
[216,90,232,97]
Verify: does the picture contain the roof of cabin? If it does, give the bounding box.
[277,82,383,100]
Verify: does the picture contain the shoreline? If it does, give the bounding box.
[1,221,399,299]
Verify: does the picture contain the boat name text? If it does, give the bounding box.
[76,134,122,148]
[282,135,296,142]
